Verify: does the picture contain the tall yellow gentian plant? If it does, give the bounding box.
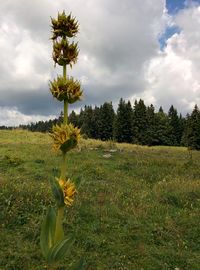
[40,11,83,268]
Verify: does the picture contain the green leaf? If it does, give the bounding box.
[60,138,77,152]
[70,258,85,270]
[47,235,75,263]
[74,176,85,189]
[40,207,56,259]
[50,177,65,207]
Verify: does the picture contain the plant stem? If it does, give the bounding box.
[56,56,68,246]
[63,64,68,125]
[60,152,67,179]
[54,207,65,243]
[63,63,67,79]
[63,100,68,125]
[61,63,68,178]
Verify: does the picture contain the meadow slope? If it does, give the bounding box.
[0,130,200,270]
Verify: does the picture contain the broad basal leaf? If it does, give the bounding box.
[47,235,75,263]
[40,206,56,259]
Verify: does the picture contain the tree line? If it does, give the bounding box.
[4,98,200,150]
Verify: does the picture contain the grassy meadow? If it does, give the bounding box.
[0,129,200,270]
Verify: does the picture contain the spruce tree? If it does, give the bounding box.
[133,99,147,144]
[158,106,164,113]
[77,108,84,128]
[184,105,200,150]
[98,102,115,141]
[69,110,78,126]
[92,106,101,139]
[81,105,94,138]
[114,98,133,143]
[153,109,171,145]
[146,104,156,145]
[180,114,188,146]
[168,105,182,146]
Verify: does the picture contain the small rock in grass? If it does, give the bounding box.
[103,154,112,158]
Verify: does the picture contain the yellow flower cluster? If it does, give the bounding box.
[50,123,81,152]
[52,39,79,67]
[58,178,77,206]
[51,11,79,39]
[50,76,82,103]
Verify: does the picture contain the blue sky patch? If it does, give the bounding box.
[166,0,186,14]
[160,0,200,50]
[166,0,200,14]
[159,26,181,50]
[159,0,191,50]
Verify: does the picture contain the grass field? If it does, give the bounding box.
[0,129,200,270]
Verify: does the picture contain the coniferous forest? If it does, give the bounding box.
[3,98,200,150]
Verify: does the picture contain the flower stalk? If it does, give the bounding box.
[63,64,68,124]
[61,152,67,179]
[40,11,84,268]
[54,206,65,244]
[64,100,68,124]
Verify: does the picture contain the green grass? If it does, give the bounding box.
[0,129,200,270]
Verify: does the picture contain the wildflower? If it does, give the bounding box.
[49,76,82,103]
[50,123,81,153]
[52,39,79,67]
[51,11,79,39]
[58,178,77,206]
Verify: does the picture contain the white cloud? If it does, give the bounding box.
[0,20,51,90]
[0,0,200,125]
[0,106,55,127]
[143,3,200,113]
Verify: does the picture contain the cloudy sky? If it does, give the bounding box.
[0,0,200,126]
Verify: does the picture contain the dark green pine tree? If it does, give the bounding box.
[77,108,84,128]
[114,98,133,143]
[57,111,64,124]
[80,105,96,138]
[168,105,182,146]
[181,113,189,146]
[133,99,147,144]
[91,106,101,139]
[146,104,157,145]
[153,109,172,145]
[184,105,200,150]
[69,110,78,126]
[98,102,115,141]
[179,113,185,146]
